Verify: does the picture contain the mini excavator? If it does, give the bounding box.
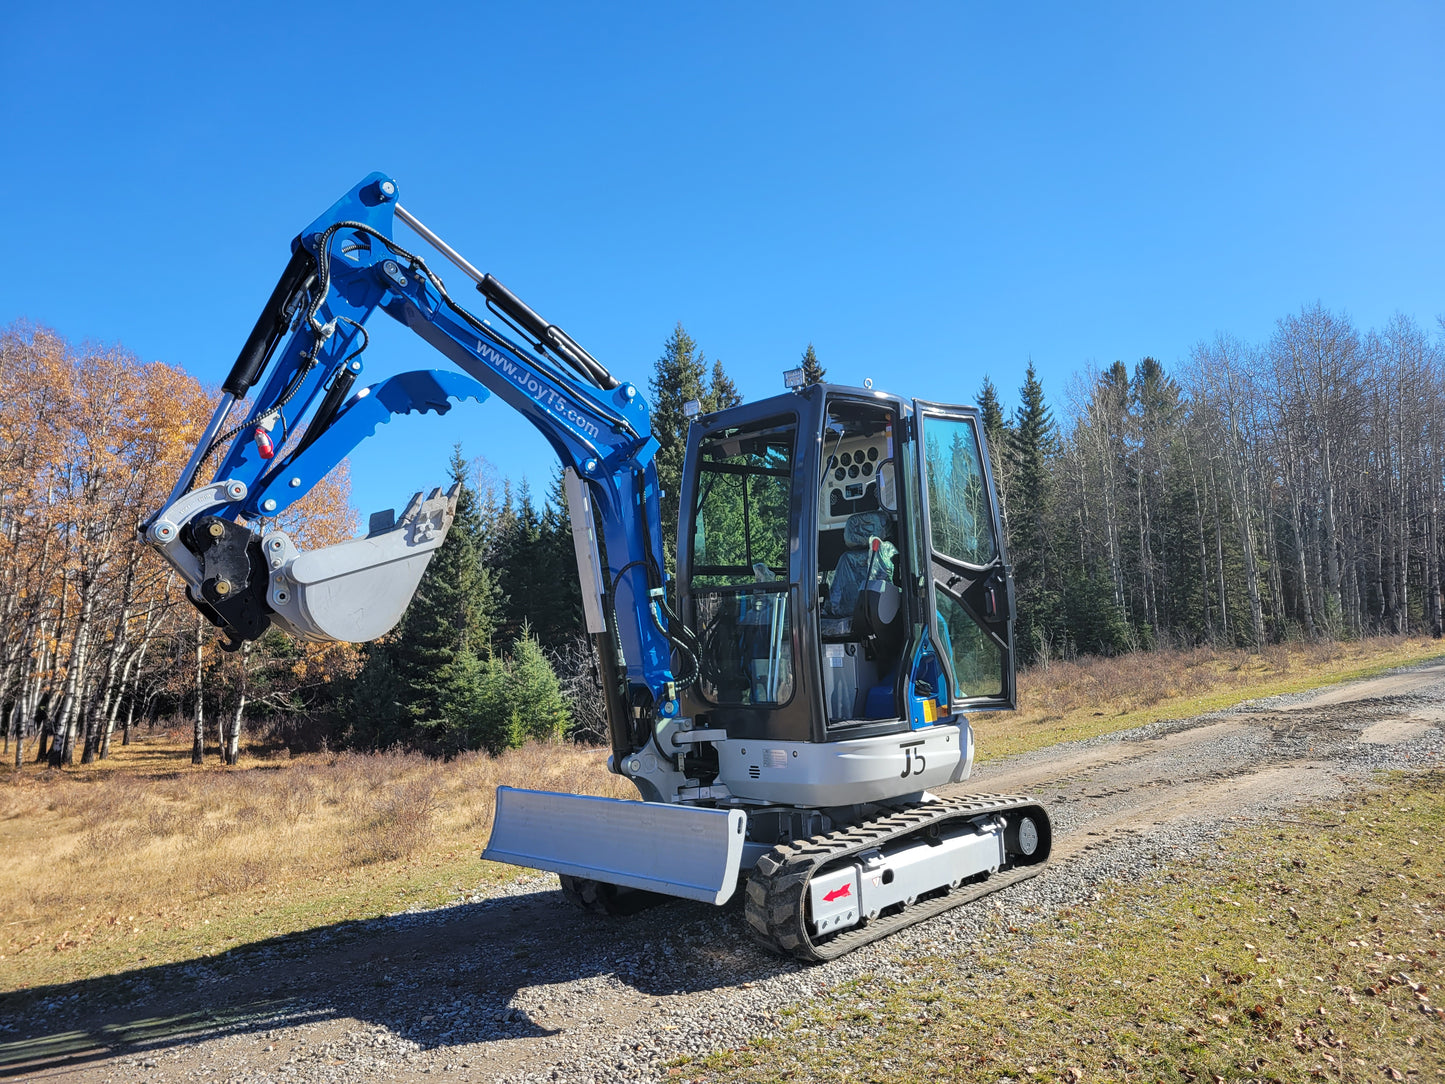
[143,173,1050,961]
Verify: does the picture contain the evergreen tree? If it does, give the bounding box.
[490,477,517,559]
[976,375,1008,489]
[470,648,520,754]
[463,625,570,753]
[348,446,499,753]
[422,445,502,656]
[649,324,709,564]
[706,358,742,412]
[1129,356,1184,641]
[495,478,544,644]
[976,376,1005,446]
[505,625,570,743]
[800,343,826,386]
[1007,362,1060,663]
[534,466,585,647]
[482,477,517,628]
[647,327,745,564]
[1062,570,1134,656]
[344,641,406,749]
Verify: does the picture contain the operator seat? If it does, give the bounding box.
[820,510,899,643]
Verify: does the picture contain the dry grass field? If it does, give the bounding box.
[0,740,631,991]
[1,634,1440,996]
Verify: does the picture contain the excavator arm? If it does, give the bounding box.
[144,172,687,755]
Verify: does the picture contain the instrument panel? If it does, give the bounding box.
[820,433,892,527]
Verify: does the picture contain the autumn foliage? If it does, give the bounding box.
[0,322,356,768]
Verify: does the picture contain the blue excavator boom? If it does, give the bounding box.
[144,172,685,753]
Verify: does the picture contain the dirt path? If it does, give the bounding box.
[4,660,1443,1083]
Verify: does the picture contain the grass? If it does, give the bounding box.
[0,737,630,993]
[679,771,1445,1083]
[985,635,1445,761]
[0,634,1439,999]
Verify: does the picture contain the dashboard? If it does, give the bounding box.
[819,433,893,527]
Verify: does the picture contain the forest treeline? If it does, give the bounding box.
[0,323,359,768]
[2,305,1442,766]
[996,305,1445,662]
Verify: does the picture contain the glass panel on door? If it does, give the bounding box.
[914,404,1015,711]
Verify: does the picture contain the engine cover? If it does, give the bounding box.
[713,722,970,805]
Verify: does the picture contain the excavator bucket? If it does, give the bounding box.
[483,787,748,905]
[264,485,461,643]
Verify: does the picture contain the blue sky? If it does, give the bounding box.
[3,2,1441,521]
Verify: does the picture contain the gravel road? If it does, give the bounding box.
[6,660,1443,1083]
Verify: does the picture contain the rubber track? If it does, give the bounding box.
[744,793,1051,962]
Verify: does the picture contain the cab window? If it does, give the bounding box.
[690,417,797,706]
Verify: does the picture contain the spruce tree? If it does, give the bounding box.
[1129,356,1183,643]
[1062,571,1134,656]
[464,625,571,753]
[1007,362,1060,663]
[976,375,1008,488]
[647,327,746,563]
[649,324,709,564]
[495,478,544,644]
[348,446,498,753]
[976,376,1005,447]
[505,625,571,743]
[471,648,520,754]
[535,466,585,647]
[800,343,826,385]
[344,641,405,749]
[706,358,742,412]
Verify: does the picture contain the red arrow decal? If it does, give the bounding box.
[823,883,852,903]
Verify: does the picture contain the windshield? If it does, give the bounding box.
[691,417,796,588]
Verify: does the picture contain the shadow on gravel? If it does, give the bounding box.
[0,880,787,1079]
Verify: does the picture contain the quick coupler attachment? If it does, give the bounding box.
[181,516,273,651]
[152,480,459,650]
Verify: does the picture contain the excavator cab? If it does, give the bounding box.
[488,383,1042,943]
[673,384,1016,801]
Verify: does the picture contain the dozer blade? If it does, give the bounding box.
[483,787,747,906]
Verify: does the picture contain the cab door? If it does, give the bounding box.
[910,401,1016,711]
